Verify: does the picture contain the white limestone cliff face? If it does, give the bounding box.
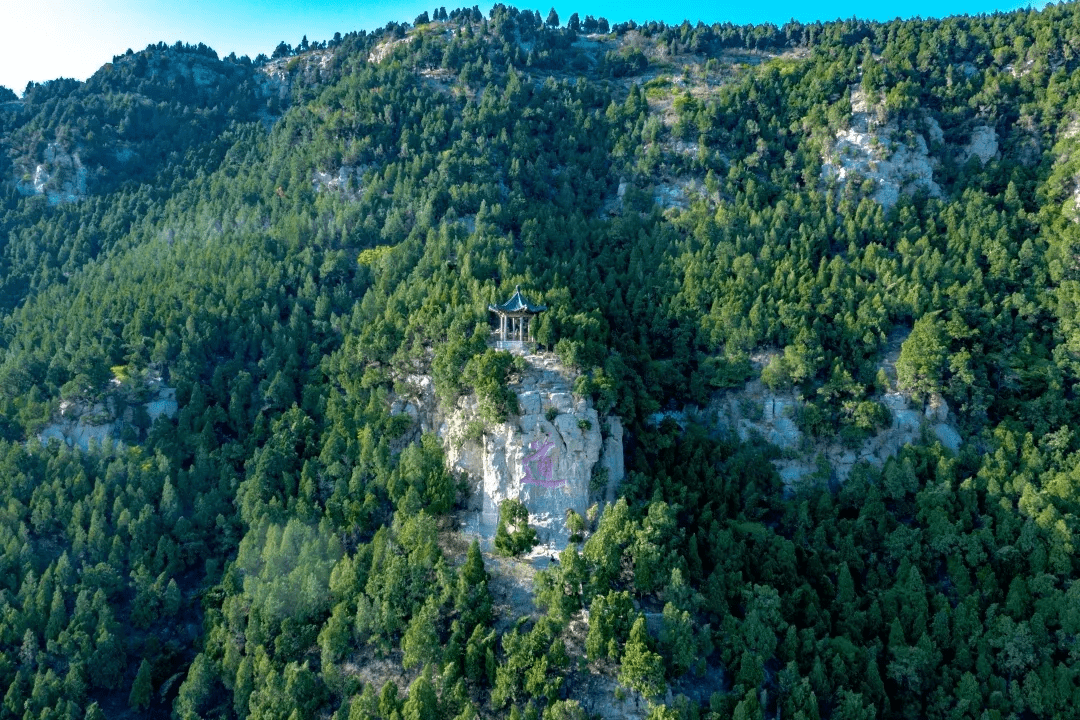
[39,401,120,451]
[698,381,961,489]
[312,166,368,200]
[821,87,941,209]
[38,383,177,451]
[392,352,624,551]
[368,37,415,64]
[259,50,335,100]
[16,142,88,205]
[651,334,963,491]
[962,125,1000,164]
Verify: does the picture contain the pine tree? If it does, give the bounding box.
[895,314,948,399]
[660,603,695,676]
[90,626,125,690]
[164,579,182,617]
[402,665,439,720]
[585,594,610,661]
[379,681,400,719]
[456,540,492,627]
[733,688,764,720]
[837,562,855,606]
[618,617,664,700]
[402,598,441,670]
[129,659,153,710]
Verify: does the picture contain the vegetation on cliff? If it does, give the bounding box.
[2,3,1080,718]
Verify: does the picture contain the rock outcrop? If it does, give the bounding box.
[312,166,366,199]
[962,125,1000,164]
[38,383,177,451]
[677,381,962,490]
[16,141,88,205]
[393,352,624,551]
[368,37,415,64]
[259,50,335,100]
[822,87,941,208]
[652,334,964,490]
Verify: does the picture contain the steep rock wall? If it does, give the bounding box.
[962,125,1000,164]
[821,87,941,208]
[704,382,961,489]
[38,385,177,451]
[394,353,624,551]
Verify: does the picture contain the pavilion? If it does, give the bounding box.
[489,285,546,350]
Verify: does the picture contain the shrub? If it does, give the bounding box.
[462,349,521,423]
[494,499,537,556]
[566,510,585,543]
[590,466,609,497]
[464,420,485,442]
[702,354,753,389]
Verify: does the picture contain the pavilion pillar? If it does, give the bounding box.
[500,314,506,343]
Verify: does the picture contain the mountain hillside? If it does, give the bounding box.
[3,4,1080,719]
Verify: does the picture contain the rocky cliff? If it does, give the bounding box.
[821,86,942,209]
[704,381,961,488]
[651,334,964,490]
[16,141,88,205]
[393,352,624,552]
[38,377,177,450]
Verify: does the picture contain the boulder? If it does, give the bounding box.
[933,423,962,452]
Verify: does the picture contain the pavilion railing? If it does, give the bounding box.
[492,338,536,352]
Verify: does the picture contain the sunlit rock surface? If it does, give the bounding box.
[653,334,964,490]
[393,352,624,551]
[38,384,177,451]
[822,87,941,208]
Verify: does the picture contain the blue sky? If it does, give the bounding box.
[3,0,1048,95]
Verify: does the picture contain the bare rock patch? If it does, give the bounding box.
[821,87,941,208]
[962,125,999,164]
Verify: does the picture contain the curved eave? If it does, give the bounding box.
[488,292,546,313]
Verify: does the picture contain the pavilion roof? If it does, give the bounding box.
[488,285,547,313]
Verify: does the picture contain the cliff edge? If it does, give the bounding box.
[393,351,624,552]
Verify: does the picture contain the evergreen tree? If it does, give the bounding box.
[402,598,442,670]
[402,666,439,720]
[128,659,153,710]
[619,617,665,700]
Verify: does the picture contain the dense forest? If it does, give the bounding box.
[3,2,1080,718]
